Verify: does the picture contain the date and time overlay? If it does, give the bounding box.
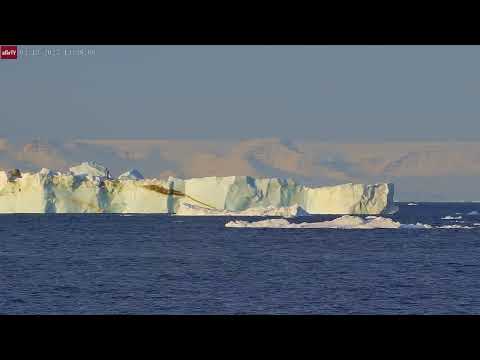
[1,46,96,60]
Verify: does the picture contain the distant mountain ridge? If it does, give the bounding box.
[1,137,480,201]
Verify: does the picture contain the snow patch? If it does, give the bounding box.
[69,161,109,178]
[118,169,144,180]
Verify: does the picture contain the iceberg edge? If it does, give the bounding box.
[0,164,397,215]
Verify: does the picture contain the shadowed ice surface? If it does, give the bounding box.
[2,203,480,314]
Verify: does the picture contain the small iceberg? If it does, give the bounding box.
[226,215,477,230]
[225,215,433,229]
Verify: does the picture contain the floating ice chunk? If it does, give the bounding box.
[225,215,433,229]
[226,218,293,228]
[118,169,144,180]
[437,224,473,229]
[400,223,434,229]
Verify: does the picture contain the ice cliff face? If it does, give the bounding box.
[0,166,397,214]
[176,203,310,217]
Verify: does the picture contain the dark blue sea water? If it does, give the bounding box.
[2,203,480,314]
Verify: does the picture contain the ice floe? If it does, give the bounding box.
[225,215,433,229]
[225,215,477,229]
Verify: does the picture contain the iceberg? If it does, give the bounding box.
[225,216,475,229]
[225,215,433,229]
[0,164,397,214]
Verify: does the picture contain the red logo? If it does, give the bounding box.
[0,46,18,59]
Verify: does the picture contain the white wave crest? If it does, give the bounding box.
[441,215,462,220]
[467,211,480,215]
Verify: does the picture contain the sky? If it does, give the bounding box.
[2,45,480,141]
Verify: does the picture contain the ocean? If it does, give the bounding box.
[2,203,480,314]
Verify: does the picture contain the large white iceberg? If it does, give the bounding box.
[0,164,397,214]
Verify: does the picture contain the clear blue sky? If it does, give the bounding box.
[2,45,480,141]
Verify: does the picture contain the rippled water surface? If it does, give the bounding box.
[2,203,480,314]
